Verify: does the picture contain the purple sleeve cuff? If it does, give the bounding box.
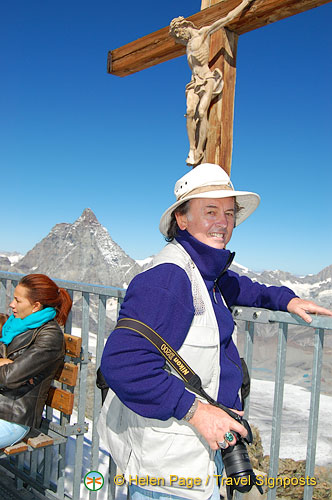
[173,389,196,420]
[278,291,299,312]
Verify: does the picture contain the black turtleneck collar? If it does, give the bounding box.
[175,229,235,282]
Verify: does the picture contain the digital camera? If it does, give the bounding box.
[220,417,263,499]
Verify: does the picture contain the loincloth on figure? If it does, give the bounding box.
[185,68,224,98]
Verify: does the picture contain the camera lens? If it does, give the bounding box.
[222,441,253,492]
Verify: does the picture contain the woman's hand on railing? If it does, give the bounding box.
[287,297,332,323]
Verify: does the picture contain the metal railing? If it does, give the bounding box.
[232,306,331,500]
[0,270,331,500]
[0,270,125,500]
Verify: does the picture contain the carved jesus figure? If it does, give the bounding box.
[170,0,253,166]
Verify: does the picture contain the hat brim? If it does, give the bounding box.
[159,190,260,236]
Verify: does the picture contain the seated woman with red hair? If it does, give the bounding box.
[0,274,72,448]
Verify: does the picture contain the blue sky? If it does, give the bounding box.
[1,1,331,276]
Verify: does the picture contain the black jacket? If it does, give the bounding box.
[0,319,65,427]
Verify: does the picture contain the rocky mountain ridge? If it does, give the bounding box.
[2,208,141,289]
[230,262,332,309]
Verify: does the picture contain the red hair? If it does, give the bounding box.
[19,274,72,326]
[0,313,9,333]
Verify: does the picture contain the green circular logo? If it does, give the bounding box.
[84,470,104,491]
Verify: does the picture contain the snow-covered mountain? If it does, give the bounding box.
[230,262,332,309]
[6,208,141,288]
[0,251,24,268]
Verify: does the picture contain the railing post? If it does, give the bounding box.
[267,321,288,500]
[0,278,6,312]
[116,295,123,318]
[243,320,254,421]
[90,294,107,500]
[65,288,74,334]
[10,280,18,300]
[71,291,90,500]
[303,327,324,500]
[108,455,117,500]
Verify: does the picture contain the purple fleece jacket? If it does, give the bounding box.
[101,230,296,420]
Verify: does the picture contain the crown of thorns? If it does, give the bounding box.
[169,16,196,33]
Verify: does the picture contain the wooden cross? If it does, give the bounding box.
[107,0,330,174]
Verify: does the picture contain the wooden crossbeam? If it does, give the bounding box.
[108,0,331,77]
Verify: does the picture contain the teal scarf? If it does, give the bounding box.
[1,307,56,345]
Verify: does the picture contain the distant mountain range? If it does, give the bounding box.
[230,263,332,309]
[1,208,331,309]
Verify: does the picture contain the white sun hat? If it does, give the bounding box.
[159,163,260,236]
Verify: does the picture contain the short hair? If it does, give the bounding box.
[165,200,191,242]
[165,199,243,241]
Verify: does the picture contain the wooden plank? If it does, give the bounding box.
[55,362,78,387]
[46,386,75,415]
[205,28,238,174]
[64,333,82,358]
[109,0,331,76]
[3,442,28,455]
[27,433,54,449]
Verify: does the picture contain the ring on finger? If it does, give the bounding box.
[225,431,235,443]
[218,440,228,449]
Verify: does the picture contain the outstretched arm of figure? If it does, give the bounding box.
[204,0,254,38]
[287,297,332,323]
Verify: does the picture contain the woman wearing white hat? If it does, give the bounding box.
[99,164,332,500]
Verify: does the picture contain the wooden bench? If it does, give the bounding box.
[2,333,82,456]
[0,332,89,498]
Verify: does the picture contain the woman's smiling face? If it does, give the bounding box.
[175,197,235,249]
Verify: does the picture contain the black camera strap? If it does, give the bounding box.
[113,318,263,499]
[115,317,242,422]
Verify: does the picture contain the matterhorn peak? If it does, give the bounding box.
[10,209,141,287]
[77,208,99,225]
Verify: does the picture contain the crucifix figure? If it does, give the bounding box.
[169,0,253,166]
[107,0,329,175]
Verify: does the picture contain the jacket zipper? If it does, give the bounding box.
[224,349,242,373]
